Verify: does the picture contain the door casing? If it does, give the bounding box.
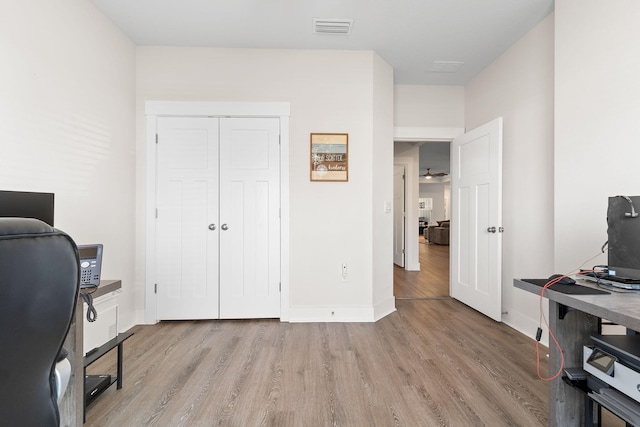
[393,164,406,267]
[393,127,464,272]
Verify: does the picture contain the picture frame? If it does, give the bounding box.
[310,133,348,182]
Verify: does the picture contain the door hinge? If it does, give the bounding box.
[155,208,158,219]
[402,249,405,254]
[279,282,281,292]
[279,135,281,145]
[154,283,157,294]
[155,134,158,144]
[279,208,281,219]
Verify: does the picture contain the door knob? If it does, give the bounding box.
[208,224,216,231]
[487,226,497,233]
[221,224,229,231]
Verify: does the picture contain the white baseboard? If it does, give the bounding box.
[405,262,420,271]
[288,299,396,323]
[137,299,398,324]
[373,297,396,321]
[503,309,549,347]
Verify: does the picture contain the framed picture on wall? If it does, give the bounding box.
[310,133,348,182]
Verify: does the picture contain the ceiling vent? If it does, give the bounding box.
[426,61,465,73]
[313,18,354,35]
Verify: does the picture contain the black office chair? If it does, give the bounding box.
[0,218,80,427]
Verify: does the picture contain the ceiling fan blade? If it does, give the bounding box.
[422,168,447,177]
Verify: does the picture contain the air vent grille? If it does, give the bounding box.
[426,61,465,73]
[313,18,353,35]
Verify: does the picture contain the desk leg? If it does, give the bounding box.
[60,299,83,427]
[117,342,124,389]
[548,301,598,426]
[83,365,87,423]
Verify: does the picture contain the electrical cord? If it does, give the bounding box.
[80,285,98,322]
[536,274,567,381]
[591,264,608,289]
[536,249,607,381]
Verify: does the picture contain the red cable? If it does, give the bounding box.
[535,272,595,381]
[536,328,565,381]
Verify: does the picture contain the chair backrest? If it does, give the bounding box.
[0,218,80,427]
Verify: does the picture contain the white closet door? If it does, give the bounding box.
[219,118,281,318]
[156,117,220,320]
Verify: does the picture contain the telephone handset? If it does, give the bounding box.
[78,244,103,288]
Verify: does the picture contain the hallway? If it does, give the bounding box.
[394,238,449,299]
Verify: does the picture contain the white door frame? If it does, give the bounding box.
[145,101,291,323]
[393,164,406,267]
[393,157,419,271]
[393,127,464,272]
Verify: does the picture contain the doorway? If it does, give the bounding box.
[414,141,451,298]
[392,126,464,298]
[394,141,451,299]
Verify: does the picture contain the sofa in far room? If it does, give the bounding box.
[424,220,450,245]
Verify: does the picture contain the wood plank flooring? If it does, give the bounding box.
[394,238,449,299]
[86,299,549,426]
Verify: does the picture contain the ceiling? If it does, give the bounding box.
[89,0,554,86]
[419,142,450,184]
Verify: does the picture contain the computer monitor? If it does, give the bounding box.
[607,195,640,281]
[0,190,55,226]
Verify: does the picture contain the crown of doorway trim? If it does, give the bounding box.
[393,127,464,142]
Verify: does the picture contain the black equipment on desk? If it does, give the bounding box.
[78,244,103,322]
[78,244,103,287]
[607,196,640,284]
[583,334,640,425]
[0,190,55,226]
[85,374,111,406]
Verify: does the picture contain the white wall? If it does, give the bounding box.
[371,54,396,317]
[419,183,447,223]
[465,13,555,338]
[136,47,395,322]
[0,1,137,331]
[554,0,640,274]
[394,85,465,128]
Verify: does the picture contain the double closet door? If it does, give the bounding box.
[155,116,281,320]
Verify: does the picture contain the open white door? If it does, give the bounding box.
[393,165,406,267]
[450,118,503,322]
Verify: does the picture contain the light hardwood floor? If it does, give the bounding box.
[86,243,549,426]
[394,238,449,299]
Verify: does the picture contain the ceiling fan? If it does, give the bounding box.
[422,168,448,179]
